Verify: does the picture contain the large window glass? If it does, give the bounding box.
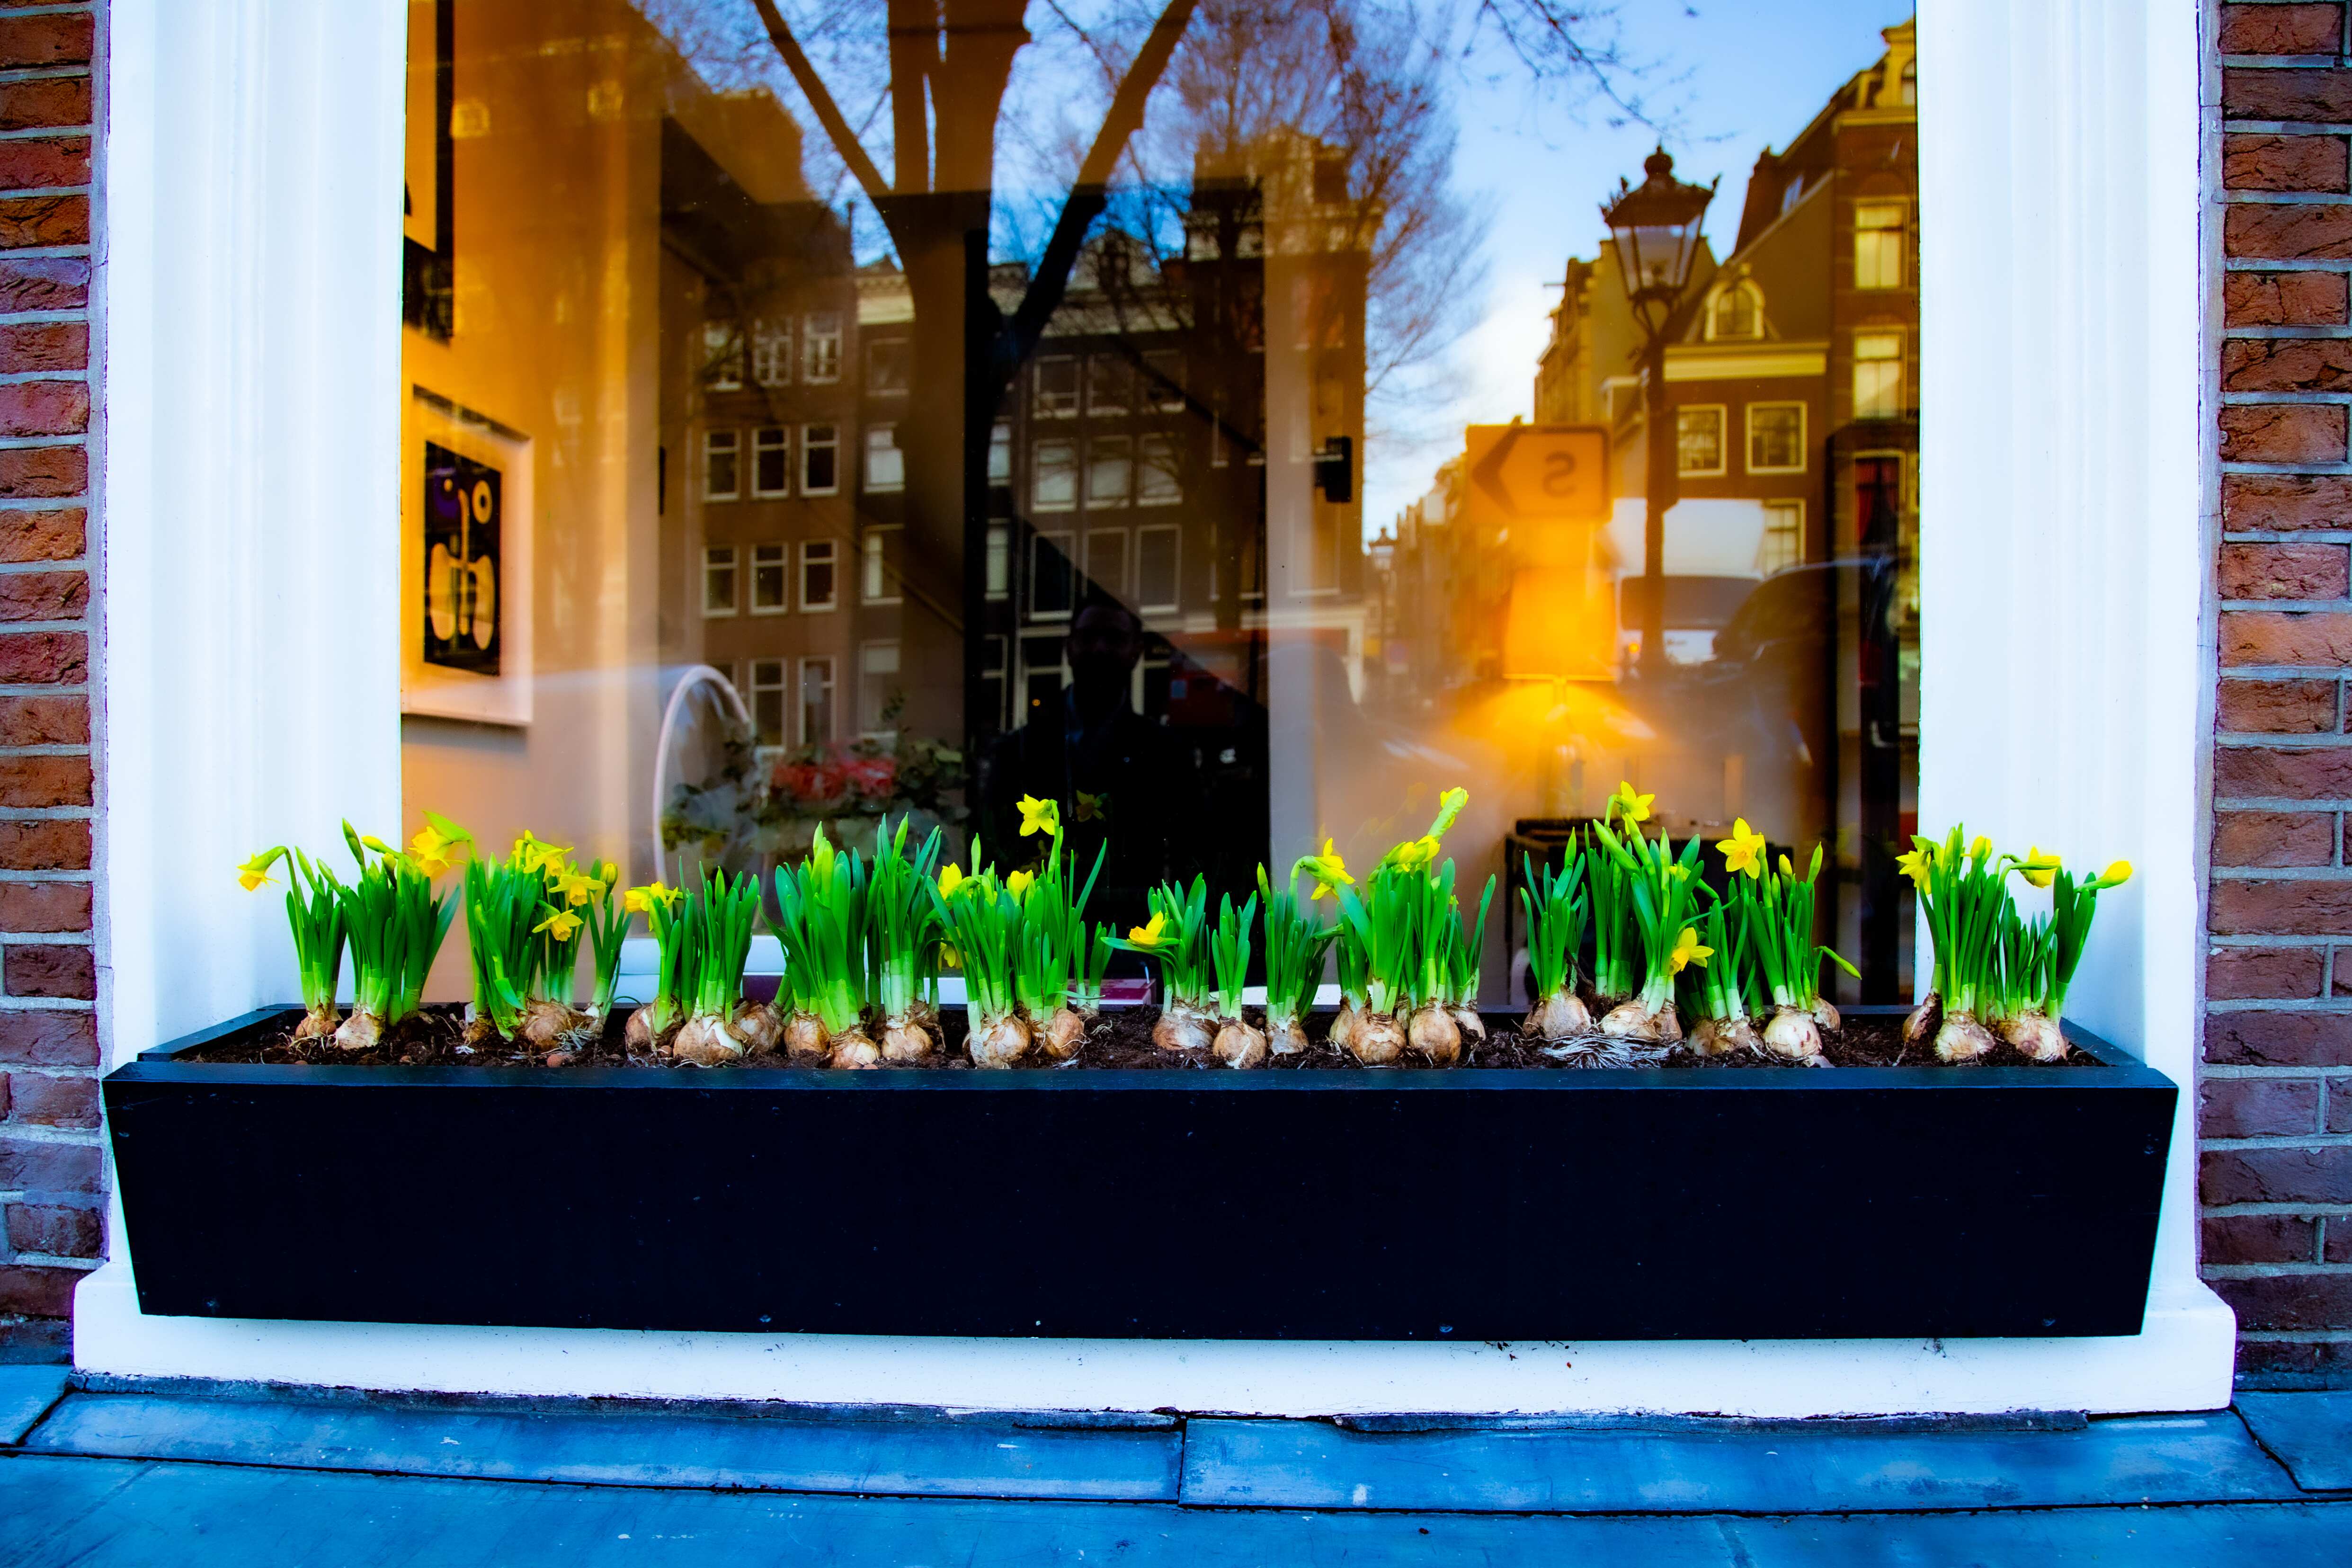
[401,0,1921,1000]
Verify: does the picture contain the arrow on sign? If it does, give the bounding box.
[1463,424,1610,524]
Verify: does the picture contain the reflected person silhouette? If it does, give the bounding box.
[977,594,1175,930]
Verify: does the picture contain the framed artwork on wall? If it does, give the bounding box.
[404,386,532,724]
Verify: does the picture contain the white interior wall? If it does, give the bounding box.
[80,0,2235,1415]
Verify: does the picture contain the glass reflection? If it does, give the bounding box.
[400,0,1919,1003]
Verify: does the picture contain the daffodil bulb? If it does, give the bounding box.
[1601,997,1681,1044]
[1998,1009,2066,1063]
[1933,1008,1996,1063]
[1408,1004,1462,1066]
[829,1024,882,1069]
[1447,1004,1488,1045]
[518,996,594,1051]
[1152,1002,1213,1054]
[1811,998,1841,1032]
[291,1003,340,1043]
[1267,1015,1311,1056]
[1760,1007,1822,1063]
[731,998,782,1059]
[881,1012,936,1064]
[668,1014,746,1068]
[1347,1008,1408,1066]
[969,1008,1032,1069]
[1902,991,1941,1055]
[1040,1006,1087,1061]
[1691,1013,1761,1057]
[331,1009,384,1052]
[1524,990,1592,1042]
[784,1010,830,1065]
[1213,1015,1268,1069]
[1328,997,1361,1052]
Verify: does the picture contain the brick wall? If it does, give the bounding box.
[2212,0,2352,1388]
[0,0,96,1363]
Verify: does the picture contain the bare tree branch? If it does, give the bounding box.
[748,0,893,209]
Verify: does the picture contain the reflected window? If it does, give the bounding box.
[703,321,743,391]
[1033,439,1077,511]
[748,658,787,745]
[1854,332,1904,418]
[1033,530,1075,618]
[1143,350,1184,412]
[1088,355,1130,416]
[863,424,903,492]
[985,523,1010,599]
[1138,434,1181,506]
[701,545,736,616]
[751,427,789,497]
[1034,356,1078,418]
[1676,407,1726,476]
[704,429,739,500]
[988,421,1012,483]
[751,543,787,613]
[798,656,835,744]
[859,641,900,738]
[799,540,837,611]
[1710,283,1761,340]
[1088,436,1132,506]
[1855,204,1907,290]
[1758,500,1804,574]
[802,312,842,383]
[1747,403,1805,473]
[1087,527,1129,598]
[1136,525,1179,613]
[865,338,909,395]
[801,423,838,494]
[863,525,901,604]
[750,318,791,387]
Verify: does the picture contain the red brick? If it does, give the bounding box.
[0,570,82,622]
[2331,1223,2352,1262]
[2213,745,2352,796]
[2219,678,2337,731]
[2222,3,2346,54]
[4,1201,98,1257]
[2203,1213,2319,1264]
[4,943,89,998]
[0,882,89,934]
[2205,1006,2352,1061]
[0,77,88,134]
[2209,945,2328,999]
[0,193,86,248]
[0,1263,80,1318]
[0,695,84,746]
[2214,808,2336,864]
[2222,611,2352,665]
[2201,1070,2324,1131]
[2226,472,2352,528]
[2226,338,2352,392]
[0,257,86,312]
[2220,403,2349,462]
[0,820,89,872]
[0,135,85,195]
[2222,541,2351,599]
[2211,1272,2352,1331]
[2226,269,2352,325]
[2236,1335,2352,1380]
[0,629,83,682]
[2225,133,2351,190]
[0,13,92,70]
[0,1131,99,1191]
[0,760,87,812]
[2203,1142,2352,1203]
[0,1008,94,1066]
[2225,66,2352,123]
[4,1070,93,1126]
[0,323,85,377]
[0,506,83,563]
[0,382,88,438]
[0,447,83,499]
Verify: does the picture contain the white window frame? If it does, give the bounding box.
[799,539,839,612]
[1032,438,1078,512]
[750,426,789,498]
[862,524,902,605]
[1854,201,1909,290]
[857,639,900,739]
[800,422,840,495]
[1135,523,1181,614]
[1853,332,1905,419]
[747,657,788,744]
[750,317,791,387]
[1033,355,1078,418]
[1087,434,1132,508]
[1745,402,1807,474]
[1031,528,1077,620]
[863,423,904,493]
[701,544,737,617]
[99,0,2224,1420]
[1674,404,1727,477]
[1138,433,1182,507]
[749,542,788,615]
[801,311,842,383]
[1756,499,1804,575]
[702,321,743,391]
[796,655,836,745]
[703,428,739,501]
[985,522,1011,600]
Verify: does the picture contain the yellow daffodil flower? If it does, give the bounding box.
[2018,846,2062,890]
[1608,781,1654,826]
[534,905,584,942]
[622,882,679,916]
[1007,869,1035,900]
[513,830,570,875]
[1668,927,1712,974]
[1383,835,1441,872]
[1016,793,1060,839]
[940,943,962,969]
[938,862,965,897]
[1127,911,1168,948]
[1895,845,1930,885]
[2095,859,2134,890]
[1294,837,1354,900]
[1717,818,1767,880]
[408,825,458,878]
[235,847,285,892]
[554,869,598,908]
[1075,790,1108,823]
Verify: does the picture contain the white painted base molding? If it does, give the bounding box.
[73,1261,2237,1419]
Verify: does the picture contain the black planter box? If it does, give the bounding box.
[102,1007,2175,1341]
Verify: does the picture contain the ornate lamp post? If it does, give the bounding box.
[1602,148,1717,680]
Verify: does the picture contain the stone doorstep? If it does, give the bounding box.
[2238,1390,2352,1493]
[4,1377,2334,1513]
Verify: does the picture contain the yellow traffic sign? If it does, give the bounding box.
[1464,424,1610,526]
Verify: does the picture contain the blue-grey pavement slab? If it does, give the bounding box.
[0,1365,66,1445]
[2240,1390,2352,1492]
[1180,1412,2303,1514]
[4,1454,2352,1568]
[22,1389,1182,1502]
